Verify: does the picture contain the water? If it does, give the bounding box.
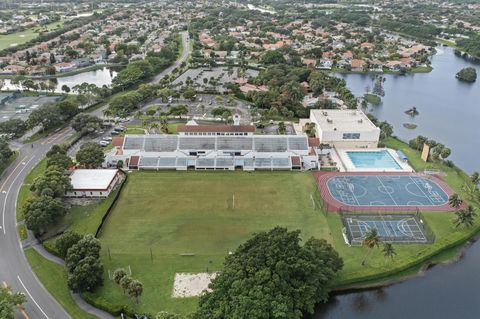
[346,150,402,170]
[337,46,480,174]
[1,67,116,93]
[314,240,480,319]
[315,47,480,318]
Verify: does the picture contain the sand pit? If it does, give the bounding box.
[172,272,217,298]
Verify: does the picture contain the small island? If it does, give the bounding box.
[456,67,477,82]
[405,107,419,116]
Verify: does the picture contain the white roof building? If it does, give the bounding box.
[67,169,120,198]
[309,109,380,148]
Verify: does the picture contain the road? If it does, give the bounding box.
[151,31,190,83]
[0,127,74,319]
[0,29,191,319]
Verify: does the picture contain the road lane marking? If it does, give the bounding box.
[0,156,28,192]
[2,281,30,318]
[2,156,36,235]
[17,275,50,319]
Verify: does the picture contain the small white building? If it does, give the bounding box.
[309,109,380,148]
[66,169,120,198]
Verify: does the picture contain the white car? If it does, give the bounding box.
[102,136,113,142]
[98,140,110,147]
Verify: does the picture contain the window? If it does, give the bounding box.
[100,192,103,195]
[90,192,93,195]
[342,133,360,139]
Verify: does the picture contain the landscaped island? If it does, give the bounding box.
[456,67,477,82]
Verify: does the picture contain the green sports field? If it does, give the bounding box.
[0,21,64,51]
[93,171,330,314]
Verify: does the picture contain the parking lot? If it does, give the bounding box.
[172,67,259,93]
[141,93,253,123]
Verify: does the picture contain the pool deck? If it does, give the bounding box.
[332,148,414,172]
[314,171,458,213]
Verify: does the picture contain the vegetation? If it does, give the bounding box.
[25,249,97,319]
[76,142,105,168]
[0,285,26,319]
[456,67,477,82]
[364,93,381,105]
[196,227,343,319]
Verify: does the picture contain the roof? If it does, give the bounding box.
[177,124,256,133]
[70,169,118,191]
[308,137,320,147]
[129,156,140,166]
[112,136,124,147]
[310,109,379,133]
[291,156,301,166]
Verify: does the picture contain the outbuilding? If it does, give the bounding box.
[66,169,120,198]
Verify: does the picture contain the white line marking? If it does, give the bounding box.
[2,157,36,235]
[375,176,398,206]
[17,275,50,319]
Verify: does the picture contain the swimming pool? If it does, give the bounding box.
[346,150,402,170]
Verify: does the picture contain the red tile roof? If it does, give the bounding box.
[291,156,301,166]
[308,137,320,147]
[112,136,124,148]
[177,124,256,133]
[129,156,140,167]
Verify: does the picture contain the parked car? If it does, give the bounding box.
[98,140,109,147]
[111,130,120,136]
[102,136,113,142]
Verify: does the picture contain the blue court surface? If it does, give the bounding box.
[327,175,449,207]
[342,214,429,245]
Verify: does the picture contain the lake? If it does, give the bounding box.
[315,47,480,318]
[1,67,116,93]
[337,46,479,174]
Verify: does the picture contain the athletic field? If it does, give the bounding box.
[95,171,330,314]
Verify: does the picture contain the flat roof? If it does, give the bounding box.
[310,109,379,132]
[177,124,256,133]
[70,169,118,191]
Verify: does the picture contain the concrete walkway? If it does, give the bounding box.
[25,235,115,319]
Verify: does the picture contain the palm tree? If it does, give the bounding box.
[454,205,477,228]
[150,122,159,134]
[461,182,478,201]
[448,193,463,210]
[381,243,396,262]
[362,228,380,266]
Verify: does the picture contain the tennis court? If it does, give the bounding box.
[341,213,431,245]
[315,172,454,212]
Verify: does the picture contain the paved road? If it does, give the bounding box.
[0,29,191,319]
[151,31,190,83]
[0,127,74,319]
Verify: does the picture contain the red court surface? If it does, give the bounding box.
[314,171,458,213]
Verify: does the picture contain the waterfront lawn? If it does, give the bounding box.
[91,171,330,315]
[25,249,97,319]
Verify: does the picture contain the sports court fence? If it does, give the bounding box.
[340,210,436,245]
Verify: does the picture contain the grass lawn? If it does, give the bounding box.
[92,171,329,315]
[25,249,97,319]
[364,93,381,105]
[17,158,47,221]
[0,21,64,51]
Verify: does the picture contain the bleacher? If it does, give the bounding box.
[144,136,178,152]
[179,137,216,150]
[254,137,288,152]
[216,136,253,150]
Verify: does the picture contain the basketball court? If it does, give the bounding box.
[341,213,431,245]
[315,172,454,212]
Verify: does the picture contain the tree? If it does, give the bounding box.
[454,205,477,228]
[46,153,73,170]
[55,231,83,258]
[71,113,102,135]
[182,87,196,101]
[470,172,480,186]
[23,196,66,235]
[61,84,70,94]
[381,243,396,262]
[196,227,343,319]
[456,67,477,82]
[361,228,380,266]
[127,280,144,303]
[65,235,101,273]
[0,285,26,319]
[261,50,286,65]
[0,139,13,163]
[448,193,463,210]
[113,268,127,285]
[120,276,133,294]
[76,142,104,168]
[30,165,72,197]
[67,255,104,292]
[46,144,67,157]
[278,121,286,134]
[0,119,28,137]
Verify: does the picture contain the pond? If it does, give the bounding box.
[336,46,480,174]
[1,67,116,93]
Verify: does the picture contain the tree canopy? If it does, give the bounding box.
[0,285,26,319]
[76,142,105,168]
[196,227,343,319]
